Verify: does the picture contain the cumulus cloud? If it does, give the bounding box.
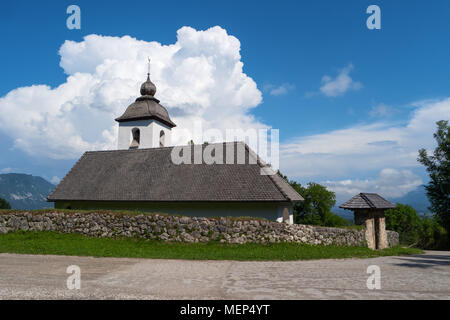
[0,26,264,159]
[320,64,362,97]
[323,168,423,202]
[280,98,450,194]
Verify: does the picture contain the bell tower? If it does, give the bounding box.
[115,61,176,150]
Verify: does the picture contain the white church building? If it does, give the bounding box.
[48,71,303,224]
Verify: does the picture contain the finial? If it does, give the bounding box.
[140,57,156,96]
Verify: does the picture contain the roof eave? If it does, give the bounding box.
[115,115,176,128]
[47,199,294,203]
[339,206,396,210]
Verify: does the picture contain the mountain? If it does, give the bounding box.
[388,185,431,216]
[0,173,55,210]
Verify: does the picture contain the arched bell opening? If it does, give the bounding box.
[130,128,140,149]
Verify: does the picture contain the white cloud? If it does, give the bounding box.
[323,168,423,202]
[320,64,362,97]
[0,168,13,173]
[280,98,450,193]
[369,103,396,118]
[50,176,61,184]
[265,83,295,96]
[0,26,264,159]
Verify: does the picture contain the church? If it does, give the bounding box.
[47,70,303,224]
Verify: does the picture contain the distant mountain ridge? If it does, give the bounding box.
[387,185,431,215]
[0,173,55,210]
[0,173,432,215]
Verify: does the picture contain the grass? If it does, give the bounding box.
[0,231,422,261]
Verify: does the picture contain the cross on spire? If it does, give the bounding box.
[147,57,151,77]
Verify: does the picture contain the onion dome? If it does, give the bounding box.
[115,74,176,128]
[140,74,156,96]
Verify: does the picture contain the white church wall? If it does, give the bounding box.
[150,121,172,148]
[54,201,292,223]
[118,119,172,149]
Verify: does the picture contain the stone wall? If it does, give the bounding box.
[0,211,399,247]
[387,230,400,248]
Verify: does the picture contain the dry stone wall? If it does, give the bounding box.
[0,211,399,247]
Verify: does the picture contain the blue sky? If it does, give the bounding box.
[0,0,449,202]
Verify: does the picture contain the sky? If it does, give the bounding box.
[0,0,449,203]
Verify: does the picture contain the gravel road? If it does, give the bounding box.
[0,251,449,299]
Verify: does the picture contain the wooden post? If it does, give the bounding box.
[376,215,388,249]
[364,215,376,250]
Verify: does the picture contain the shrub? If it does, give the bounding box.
[386,203,448,249]
[0,198,11,210]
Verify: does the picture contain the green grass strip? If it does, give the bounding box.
[0,231,422,261]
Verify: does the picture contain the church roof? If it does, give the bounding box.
[339,193,395,210]
[47,142,303,203]
[115,75,176,128]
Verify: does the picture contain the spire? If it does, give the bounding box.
[140,57,156,96]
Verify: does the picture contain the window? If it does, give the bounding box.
[159,130,165,147]
[130,128,140,149]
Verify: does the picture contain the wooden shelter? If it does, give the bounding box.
[340,193,395,250]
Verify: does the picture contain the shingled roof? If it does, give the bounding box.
[339,193,396,210]
[48,142,303,203]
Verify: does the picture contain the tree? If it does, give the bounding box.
[0,198,11,209]
[418,120,450,240]
[278,172,349,227]
[295,183,337,225]
[419,216,447,249]
[386,204,422,245]
[386,203,447,249]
